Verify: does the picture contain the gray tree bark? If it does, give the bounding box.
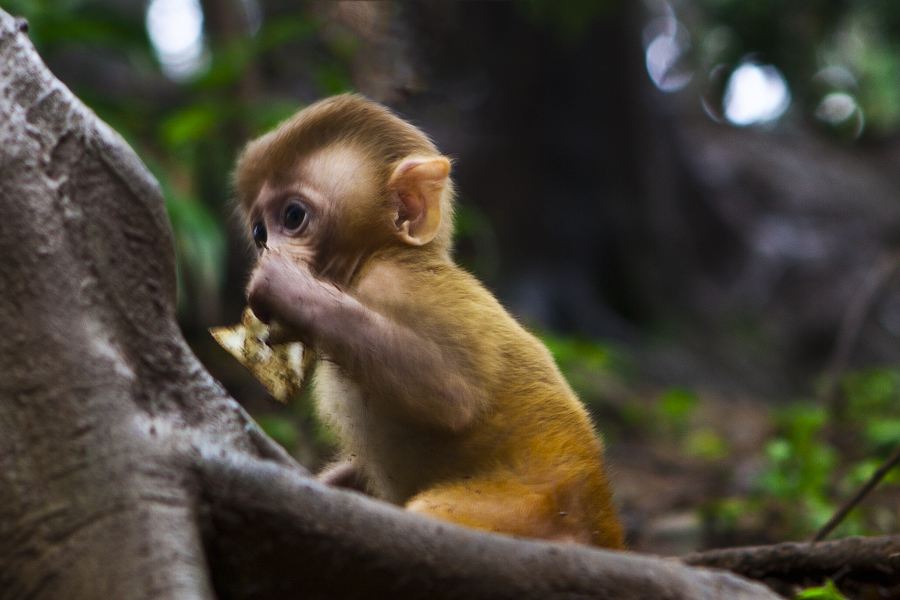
[0,9,781,599]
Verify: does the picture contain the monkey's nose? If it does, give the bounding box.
[252,221,267,249]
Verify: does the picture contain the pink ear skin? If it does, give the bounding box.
[388,156,451,246]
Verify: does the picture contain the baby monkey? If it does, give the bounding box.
[238,94,624,548]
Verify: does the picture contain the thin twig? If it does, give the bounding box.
[812,444,900,542]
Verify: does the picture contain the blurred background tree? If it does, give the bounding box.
[7,0,899,556]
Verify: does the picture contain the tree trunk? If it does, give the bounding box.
[0,9,784,599]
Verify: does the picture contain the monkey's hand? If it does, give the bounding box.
[246,250,339,347]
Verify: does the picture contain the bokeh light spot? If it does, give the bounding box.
[146,0,208,80]
[816,92,865,138]
[723,62,791,126]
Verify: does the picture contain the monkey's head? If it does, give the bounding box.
[234,94,454,284]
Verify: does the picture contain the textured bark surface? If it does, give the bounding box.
[0,9,782,599]
[0,9,299,600]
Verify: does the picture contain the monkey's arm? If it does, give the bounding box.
[248,253,485,432]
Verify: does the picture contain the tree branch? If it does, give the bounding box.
[684,536,900,590]
[197,453,781,600]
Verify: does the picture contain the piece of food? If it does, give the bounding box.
[209,308,313,403]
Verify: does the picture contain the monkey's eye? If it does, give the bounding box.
[252,221,267,249]
[282,201,308,233]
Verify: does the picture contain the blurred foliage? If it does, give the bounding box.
[683,427,729,461]
[842,368,900,451]
[655,388,730,460]
[657,387,698,435]
[653,0,900,138]
[759,404,839,533]
[4,0,151,51]
[704,367,900,541]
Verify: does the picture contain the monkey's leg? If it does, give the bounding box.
[405,479,591,544]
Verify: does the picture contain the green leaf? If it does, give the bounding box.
[766,438,791,463]
[864,419,900,448]
[795,579,848,600]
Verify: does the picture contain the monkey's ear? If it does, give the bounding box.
[388,156,450,246]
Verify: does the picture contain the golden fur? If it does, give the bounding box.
[237,94,624,548]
